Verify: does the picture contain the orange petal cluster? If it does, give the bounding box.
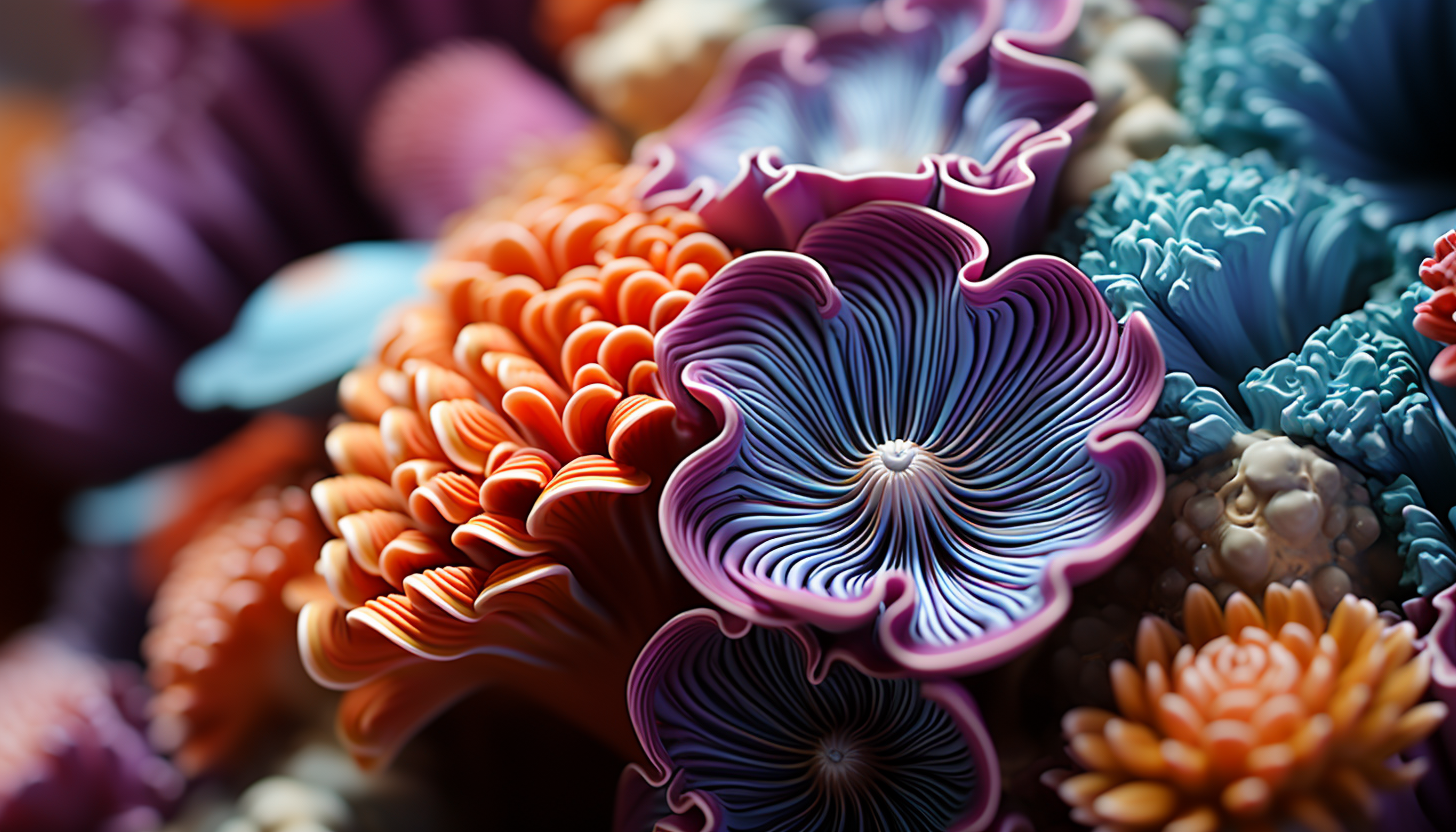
[301,160,724,767]
[1054,582,1447,832]
[144,480,329,776]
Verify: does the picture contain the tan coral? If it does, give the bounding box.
[300,159,730,767]
[1053,581,1447,831]
[1148,432,1403,613]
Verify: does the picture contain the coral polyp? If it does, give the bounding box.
[1054,581,1447,831]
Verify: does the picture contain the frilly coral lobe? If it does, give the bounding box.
[636,0,1095,263]
[624,610,1000,832]
[1073,146,1387,400]
[1414,230,1456,386]
[297,163,728,767]
[1180,0,1456,228]
[657,201,1164,674]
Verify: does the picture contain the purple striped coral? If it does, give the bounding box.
[656,201,1165,674]
[623,610,1000,832]
[635,0,1094,263]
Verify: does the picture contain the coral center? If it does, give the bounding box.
[878,440,918,473]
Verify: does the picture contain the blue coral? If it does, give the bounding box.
[1073,146,1388,400]
[1181,0,1456,228]
[1371,477,1456,596]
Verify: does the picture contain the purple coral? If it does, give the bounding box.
[656,201,1164,674]
[635,0,1094,264]
[624,610,1001,832]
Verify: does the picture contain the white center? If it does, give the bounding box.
[879,440,918,472]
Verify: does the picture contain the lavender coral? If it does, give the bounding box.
[637,0,1095,262]
[657,201,1164,674]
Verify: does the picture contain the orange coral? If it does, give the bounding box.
[300,159,729,767]
[535,0,639,55]
[1054,582,1447,831]
[141,416,329,775]
[0,91,63,256]
[185,0,337,28]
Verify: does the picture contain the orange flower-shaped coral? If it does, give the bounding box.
[1416,229,1456,386]
[300,158,729,767]
[142,416,329,775]
[1054,581,1447,831]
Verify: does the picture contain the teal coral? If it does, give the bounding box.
[1074,146,1386,399]
[1371,476,1456,596]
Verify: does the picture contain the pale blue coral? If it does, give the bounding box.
[1073,145,1386,400]
[1139,372,1249,471]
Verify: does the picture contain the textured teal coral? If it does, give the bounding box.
[1371,476,1456,596]
[1239,314,1456,504]
[1073,145,1386,399]
[1180,0,1456,227]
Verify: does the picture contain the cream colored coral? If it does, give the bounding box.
[1155,433,1401,611]
[1061,0,1193,204]
[566,0,783,136]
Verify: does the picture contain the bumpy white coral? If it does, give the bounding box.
[1061,0,1192,203]
[1157,432,1401,610]
[566,0,782,135]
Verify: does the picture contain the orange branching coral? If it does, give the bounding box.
[300,160,730,768]
[1054,582,1447,832]
[145,481,330,775]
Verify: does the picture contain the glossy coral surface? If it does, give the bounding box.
[1055,581,1447,831]
[298,159,729,767]
[1415,229,1456,386]
[625,610,1000,832]
[657,201,1164,674]
[637,0,1095,262]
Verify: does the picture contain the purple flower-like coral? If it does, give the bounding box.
[623,610,1000,832]
[636,0,1095,262]
[656,202,1165,674]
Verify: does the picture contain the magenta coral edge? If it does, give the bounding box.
[656,229,1166,675]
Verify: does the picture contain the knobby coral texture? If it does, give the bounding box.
[657,201,1165,674]
[298,160,730,768]
[622,610,1000,832]
[1181,0,1456,230]
[0,0,544,484]
[1072,146,1387,401]
[1053,581,1448,831]
[0,634,183,832]
[636,0,1096,262]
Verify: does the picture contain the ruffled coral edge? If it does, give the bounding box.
[624,609,1002,832]
[633,0,1092,253]
[658,236,1165,675]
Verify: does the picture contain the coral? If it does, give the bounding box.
[1180,0,1456,228]
[1371,477,1456,598]
[178,241,433,411]
[636,0,1094,262]
[657,201,1164,674]
[1059,1,1193,204]
[1414,229,1456,386]
[1155,432,1399,610]
[1073,146,1388,399]
[363,42,593,237]
[1054,581,1448,830]
[0,634,182,832]
[623,610,1000,832]
[143,480,329,775]
[297,159,726,767]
